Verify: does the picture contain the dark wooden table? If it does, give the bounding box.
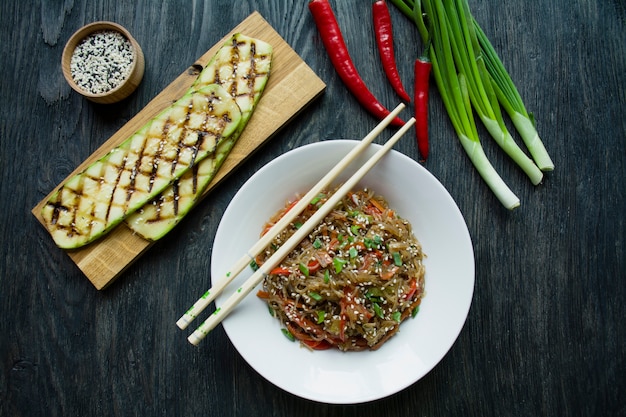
[2,1,624,415]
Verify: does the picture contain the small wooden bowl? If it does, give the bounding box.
[61,21,145,104]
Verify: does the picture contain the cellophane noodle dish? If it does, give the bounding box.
[255,186,426,351]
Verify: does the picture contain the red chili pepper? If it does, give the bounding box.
[414,55,432,161]
[372,0,411,103]
[308,0,405,127]
[270,267,291,276]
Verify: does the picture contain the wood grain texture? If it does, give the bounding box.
[1,0,625,416]
[31,12,326,289]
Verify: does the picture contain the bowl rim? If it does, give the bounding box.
[61,20,144,102]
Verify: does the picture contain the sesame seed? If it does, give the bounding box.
[70,30,134,94]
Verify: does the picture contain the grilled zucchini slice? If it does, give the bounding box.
[41,84,242,249]
[125,33,273,240]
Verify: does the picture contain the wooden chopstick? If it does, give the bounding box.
[176,103,407,331]
[187,116,416,346]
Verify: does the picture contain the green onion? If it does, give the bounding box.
[473,19,554,171]
[333,257,347,273]
[249,260,259,271]
[310,193,325,205]
[373,302,384,319]
[425,0,519,209]
[299,263,309,277]
[365,288,384,303]
[324,269,330,283]
[349,246,358,259]
[350,224,361,235]
[393,252,403,266]
[391,0,553,209]
[309,291,322,301]
[317,310,326,324]
[393,311,402,322]
[373,235,383,246]
[313,237,323,249]
[444,0,543,185]
[281,328,295,342]
[294,221,303,229]
[412,305,420,318]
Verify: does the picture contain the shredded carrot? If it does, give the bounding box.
[256,290,270,299]
[369,198,386,213]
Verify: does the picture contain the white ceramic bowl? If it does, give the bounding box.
[212,140,474,404]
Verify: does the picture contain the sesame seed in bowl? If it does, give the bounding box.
[62,21,145,104]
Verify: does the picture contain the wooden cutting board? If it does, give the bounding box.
[32,12,326,290]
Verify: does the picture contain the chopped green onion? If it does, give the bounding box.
[317,310,326,324]
[393,311,402,322]
[281,328,295,342]
[333,257,347,273]
[373,235,383,246]
[412,305,420,318]
[364,238,374,249]
[309,291,322,301]
[393,252,403,266]
[324,269,330,283]
[310,193,325,205]
[299,263,309,277]
[313,237,323,249]
[373,302,384,319]
[349,246,358,259]
[249,260,259,271]
[294,221,303,229]
[365,288,384,303]
[267,305,275,317]
[350,224,361,235]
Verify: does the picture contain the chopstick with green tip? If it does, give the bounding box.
[187,116,416,346]
[176,103,407,332]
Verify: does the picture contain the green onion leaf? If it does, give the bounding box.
[310,193,325,205]
[349,246,358,259]
[393,252,403,266]
[249,260,259,271]
[299,263,309,277]
[365,288,384,303]
[333,257,347,273]
[317,310,326,324]
[313,238,323,249]
[309,291,322,301]
[281,328,295,342]
[412,306,420,318]
[324,269,330,283]
[393,311,402,322]
[373,303,384,319]
[350,224,361,235]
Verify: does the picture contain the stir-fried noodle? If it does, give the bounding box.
[256,187,425,351]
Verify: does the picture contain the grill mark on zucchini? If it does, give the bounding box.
[41,84,242,249]
[149,120,170,193]
[125,34,273,240]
